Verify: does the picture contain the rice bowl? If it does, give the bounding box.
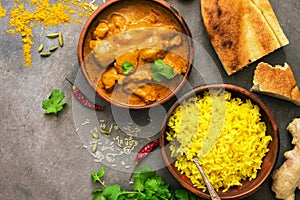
[160,84,278,199]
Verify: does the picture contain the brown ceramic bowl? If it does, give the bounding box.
[78,0,193,109]
[160,84,278,199]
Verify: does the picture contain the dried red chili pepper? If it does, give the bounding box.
[65,78,104,111]
[135,138,160,163]
[129,138,160,180]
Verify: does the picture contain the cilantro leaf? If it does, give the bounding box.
[150,59,174,82]
[42,89,67,115]
[91,188,102,195]
[175,189,198,200]
[175,190,189,200]
[90,166,201,200]
[133,166,156,192]
[91,168,105,183]
[144,177,172,200]
[92,194,106,200]
[102,184,122,200]
[122,62,134,74]
[144,178,159,192]
[91,189,105,200]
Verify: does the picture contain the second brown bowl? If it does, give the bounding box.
[160,84,278,199]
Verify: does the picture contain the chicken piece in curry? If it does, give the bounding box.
[84,1,191,107]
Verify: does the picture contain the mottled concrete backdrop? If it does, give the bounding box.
[0,0,299,199]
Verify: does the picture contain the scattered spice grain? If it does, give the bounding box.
[81,118,91,126]
[38,43,44,52]
[7,0,93,67]
[49,46,58,52]
[58,32,64,47]
[0,3,6,18]
[40,52,51,57]
[92,143,98,153]
[92,132,99,139]
[46,33,59,39]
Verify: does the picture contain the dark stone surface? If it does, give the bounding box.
[0,0,299,199]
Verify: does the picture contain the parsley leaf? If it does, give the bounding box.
[42,89,67,115]
[122,62,134,74]
[150,59,174,82]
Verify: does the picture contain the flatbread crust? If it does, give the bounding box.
[201,0,289,75]
[251,62,300,106]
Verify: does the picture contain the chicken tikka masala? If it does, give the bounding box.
[82,1,192,107]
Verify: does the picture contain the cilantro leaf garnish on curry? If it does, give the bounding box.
[150,59,175,82]
[122,61,134,74]
[122,59,175,82]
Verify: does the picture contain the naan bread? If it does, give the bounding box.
[201,0,289,75]
[251,62,300,106]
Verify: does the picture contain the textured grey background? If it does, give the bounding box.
[0,0,299,199]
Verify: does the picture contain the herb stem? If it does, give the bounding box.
[99,179,107,188]
[122,191,141,195]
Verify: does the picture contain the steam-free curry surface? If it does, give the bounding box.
[83,1,191,107]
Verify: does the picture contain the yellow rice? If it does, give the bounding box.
[166,90,272,192]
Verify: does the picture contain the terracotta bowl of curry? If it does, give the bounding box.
[160,84,279,199]
[78,0,194,109]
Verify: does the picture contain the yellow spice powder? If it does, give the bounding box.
[7,0,92,67]
[0,3,6,18]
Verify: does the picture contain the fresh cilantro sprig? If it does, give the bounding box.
[91,166,201,200]
[42,89,67,115]
[150,59,174,82]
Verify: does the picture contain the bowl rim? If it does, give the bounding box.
[77,0,194,109]
[159,83,279,199]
